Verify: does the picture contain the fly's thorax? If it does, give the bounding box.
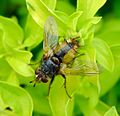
[39,57,60,79]
[41,61,50,75]
[51,56,60,65]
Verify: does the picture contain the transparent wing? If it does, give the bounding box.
[62,60,99,76]
[43,16,58,53]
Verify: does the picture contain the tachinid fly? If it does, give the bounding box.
[30,16,99,98]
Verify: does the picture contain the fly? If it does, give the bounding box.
[30,16,99,98]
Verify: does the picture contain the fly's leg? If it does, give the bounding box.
[48,76,55,96]
[73,53,85,60]
[61,74,71,99]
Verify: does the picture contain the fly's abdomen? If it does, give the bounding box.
[55,43,73,61]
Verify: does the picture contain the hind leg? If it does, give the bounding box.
[61,74,71,98]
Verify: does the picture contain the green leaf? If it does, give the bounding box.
[100,46,120,96]
[41,0,57,10]
[0,109,16,116]
[25,84,52,115]
[79,78,99,116]
[76,0,106,31]
[54,10,83,32]
[26,0,70,35]
[0,59,12,80]
[97,31,120,47]
[49,75,81,116]
[75,82,99,116]
[49,76,69,116]
[79,17,101,36]
[0,29,6,58]
[56,0,76,15]
[111,46,120,64]
[0,16,24,50]
[104,106,119,116]
[6,56,34,77]
[24,15,43,49]
[54,11,69,23]
[96,19,120,47]
[77,0,106,19]
[92,38,114,72]
[0,81,33,116]
[92,101,118,116]
[68,11,83,31]
[93,101,109,115]
[95,19,120,96]
[0,16,33,69]
[11,49,32,64]
[6,71,19,86]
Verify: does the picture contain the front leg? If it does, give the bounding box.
[48,76,55,96]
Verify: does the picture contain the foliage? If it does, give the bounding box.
[0,0,120,116]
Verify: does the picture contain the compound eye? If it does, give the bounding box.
[41,77,48,83]
[51,56,59,64]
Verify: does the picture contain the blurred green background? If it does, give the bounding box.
[0,0,120,26]
[0,0,120,115]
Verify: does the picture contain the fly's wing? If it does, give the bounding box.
[62,60,99,76]
[43,16,58,55]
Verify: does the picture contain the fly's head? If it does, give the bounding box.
[30,68,48,87]
[35,69,48,83]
